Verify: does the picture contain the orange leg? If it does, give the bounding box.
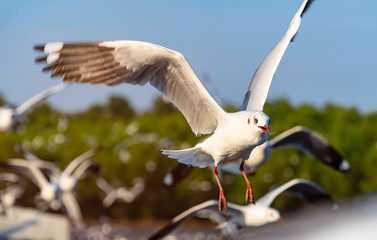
[213,166,227,212]
[240,161,255,204]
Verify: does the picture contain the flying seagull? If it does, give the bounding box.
[149,178,337,240]
[34,0,314,211]
[96,177,145,207]
[164,126,350,186]
[0,149,98,229]
[0,159,57,204]
[0,172,26,215]
[17,147,99,194]
[0,83,69,132]
[0,185,25,215]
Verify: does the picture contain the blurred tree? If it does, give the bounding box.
[81,95,135,121]
[1,95,376,222]
[150,96,176,115]
[106,95,136,120]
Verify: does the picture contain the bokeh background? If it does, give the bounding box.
[1,0,377,238]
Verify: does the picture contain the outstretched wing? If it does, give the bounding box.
[242,0,314,111]
[15,83,69,115]
[61,192,85,229]
[61,148,96,178]
[148,200,242,240]
[257,178,335,207]
[269,126,350,172]
[34,41,226,135]
[2,159,52,191]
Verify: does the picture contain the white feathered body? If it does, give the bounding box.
[217,202,280,228]
[218,141,271,174]
[163,111,270,168]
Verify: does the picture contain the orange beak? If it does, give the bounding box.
[277,217,283,222]
[258,124,270,135]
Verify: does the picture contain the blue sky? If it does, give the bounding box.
[1,0,376,113]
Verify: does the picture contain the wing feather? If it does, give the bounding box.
[35,40,226,135]
[257,178,334,207]
[242,0,313,111]
[269,126,349,172]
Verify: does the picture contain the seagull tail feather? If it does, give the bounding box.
[162,147,213,168]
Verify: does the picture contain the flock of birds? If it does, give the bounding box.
[0,0,352,239]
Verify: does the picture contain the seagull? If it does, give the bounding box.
[0,149,98,229]
[0,158,82,228]
[0,172,26,215]
[149,178,337,240]
[34,0,314,211]
[164,126,350,186]
[0,82,69,132]
[17,146,99,192]
[0,185,25,215]
[96,177,145,207]
[0,159,57,204]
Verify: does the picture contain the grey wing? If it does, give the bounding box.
[148,200,242,240]
[61,148,96,177]
[0,172,24,183]
[242,0,313,111]
[34,41,226,135]
[0,163,40,187]
[16,146,62,178]
[257,178,335,207]
[15,83,69,115]
[96,177,114,194]
[72,160,101,180]
[1,159,51,190]
[269,126,350,172]
[102,191,117,208]
[61,192,85,229]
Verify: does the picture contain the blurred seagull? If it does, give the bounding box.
[0,83,69,132]
[149,178,337,240]
[0,172,25,183]
[164,126,350,186]
[0,185,25,215]
[0,149,98,229]
[18,147,99,193]
[1,158,57,205]
[0,172,26,215]
[0,158,82,228]
[34,0,314,211]
[96,177,145,207]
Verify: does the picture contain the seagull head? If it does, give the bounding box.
[249,112,271,136]
[41,185,56,203]
[59,175,77,192]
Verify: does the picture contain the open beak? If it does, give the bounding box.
[277,217,283,222]
[258,124,270,135]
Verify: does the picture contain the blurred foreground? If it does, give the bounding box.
[1,95,377,239]
[1,193,376,239]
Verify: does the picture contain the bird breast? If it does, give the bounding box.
[201,114,265,163]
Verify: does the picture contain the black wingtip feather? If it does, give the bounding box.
[290,32,298,42]
[301,0,314,17]
[35,56,47,63]
[34,44,45,51]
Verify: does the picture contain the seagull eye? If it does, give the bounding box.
[247,118,250,125]
[253,117,258,125]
